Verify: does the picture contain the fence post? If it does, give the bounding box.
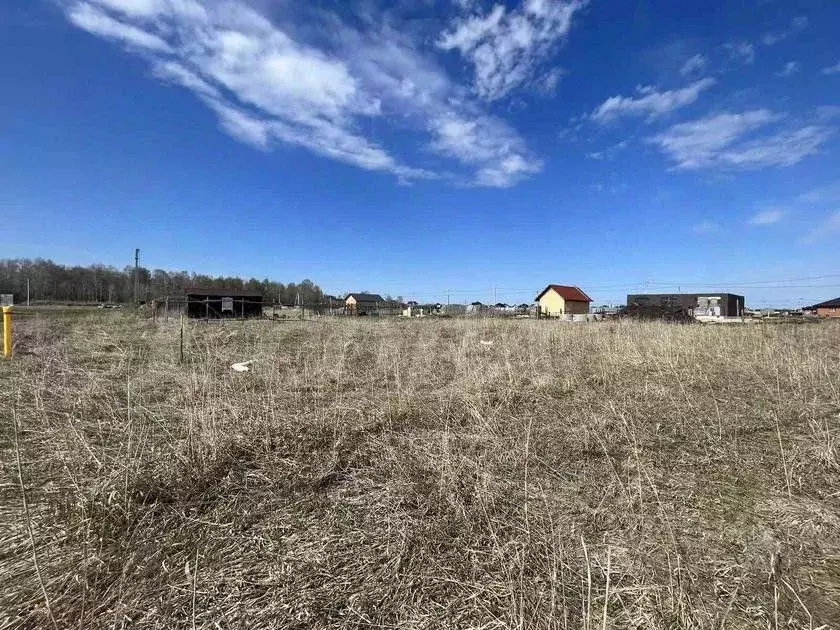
[2,306,12,359]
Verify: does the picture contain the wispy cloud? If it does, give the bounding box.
[430,113,543,187]
[802,210,840,243]
[590,78,715,124]
[775,61,800,77]
[437,0,586,100]
[650,110,832,170]
[59,0,546,187]
[748,208,786,225]
[67,2,170,51]
[815,105,840,122]
[535,67,565,94]
[586,140,628,160]
[679,54,707,77]
[761,15,808,46]
[692,220,720,234]
[821,61,840,75]
[723,41,755,65]
[797,184,840,205]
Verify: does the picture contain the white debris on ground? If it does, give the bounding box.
[231,360,255,372]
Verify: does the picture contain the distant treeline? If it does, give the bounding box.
[0,258,326,305]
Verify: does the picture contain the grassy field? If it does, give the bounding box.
[1,313,839,629]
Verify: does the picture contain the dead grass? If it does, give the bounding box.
[1,313,839,629]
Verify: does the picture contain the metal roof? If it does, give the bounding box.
[810,297,840,308]
[347,293,384,302]
[535,285,592,302]
[184,286,263,297]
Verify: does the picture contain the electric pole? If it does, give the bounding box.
[26,278,30,306]
[134,248,140,308]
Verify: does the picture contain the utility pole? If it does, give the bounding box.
[134,248,140,308]
[26,278,30,307]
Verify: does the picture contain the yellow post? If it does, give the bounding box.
[2,306,11,359]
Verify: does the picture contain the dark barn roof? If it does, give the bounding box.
[347,293,384,302]
[810,297,840,308]
[185,286,263,298]
[535,285,592,303]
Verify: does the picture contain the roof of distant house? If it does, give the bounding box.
[347,293,384,302]
[810,296,840,308]
[535,284,592,302]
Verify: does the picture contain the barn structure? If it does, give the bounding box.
[184,287,263,318]
[535,285,592,317]
[345,293,384,316]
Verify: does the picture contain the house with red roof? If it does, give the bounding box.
[535,284,592,317]
[808,297,840,318]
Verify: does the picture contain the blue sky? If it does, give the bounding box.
[2,0,839,307]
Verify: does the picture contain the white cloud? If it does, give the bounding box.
[452,0,477,9]
[679,54,707,77]
[723,41,755,65]
[67,2,170,51]
[650,110,832,170]
[536,67,564,94]
[719,126,830,168]
[748,208,786,225]
[60,0,547,187]
[821,61,840,75]
[775,61,800,77]
[430,114,542,187]
[437,0,586,100]
[761,15,808,46]
[591,78,715,124]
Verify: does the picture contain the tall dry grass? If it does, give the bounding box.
[1,313,839,629]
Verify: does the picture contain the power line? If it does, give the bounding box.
[646,274,840,288]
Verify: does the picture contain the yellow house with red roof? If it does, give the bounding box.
[535,284,592,317]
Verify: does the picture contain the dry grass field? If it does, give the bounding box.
[1,313,839,629]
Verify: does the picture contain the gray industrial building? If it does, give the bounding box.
[627,293,745,317]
